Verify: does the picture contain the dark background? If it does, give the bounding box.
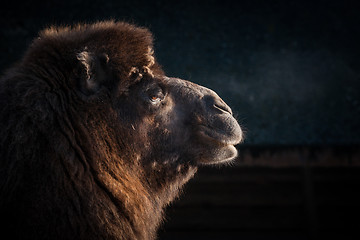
[1,0,359,239]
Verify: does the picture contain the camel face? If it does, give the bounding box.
[121,75,242,167]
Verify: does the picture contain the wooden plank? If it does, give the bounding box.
[236,145,360,167]
[162,205,306,230]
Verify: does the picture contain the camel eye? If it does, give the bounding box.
[150,96,160,101]
[149,93,163,104]
[143,83,166,105]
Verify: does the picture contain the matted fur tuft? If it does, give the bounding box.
[30,20,163,92]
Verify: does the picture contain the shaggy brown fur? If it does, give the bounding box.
[0,21,242,240]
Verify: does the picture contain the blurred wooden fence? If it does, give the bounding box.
[159,146,360,240]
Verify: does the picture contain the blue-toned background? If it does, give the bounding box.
[1,0,359,145]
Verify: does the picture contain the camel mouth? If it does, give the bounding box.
[198,125,242,146]
[196,125,242,165]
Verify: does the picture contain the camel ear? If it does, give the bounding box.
[77,51,109,94]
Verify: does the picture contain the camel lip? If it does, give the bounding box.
[199,144,239,165]
[197,125,243,146]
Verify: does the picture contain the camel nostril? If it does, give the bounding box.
[213,102,233,115]
[203,95,233,115]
